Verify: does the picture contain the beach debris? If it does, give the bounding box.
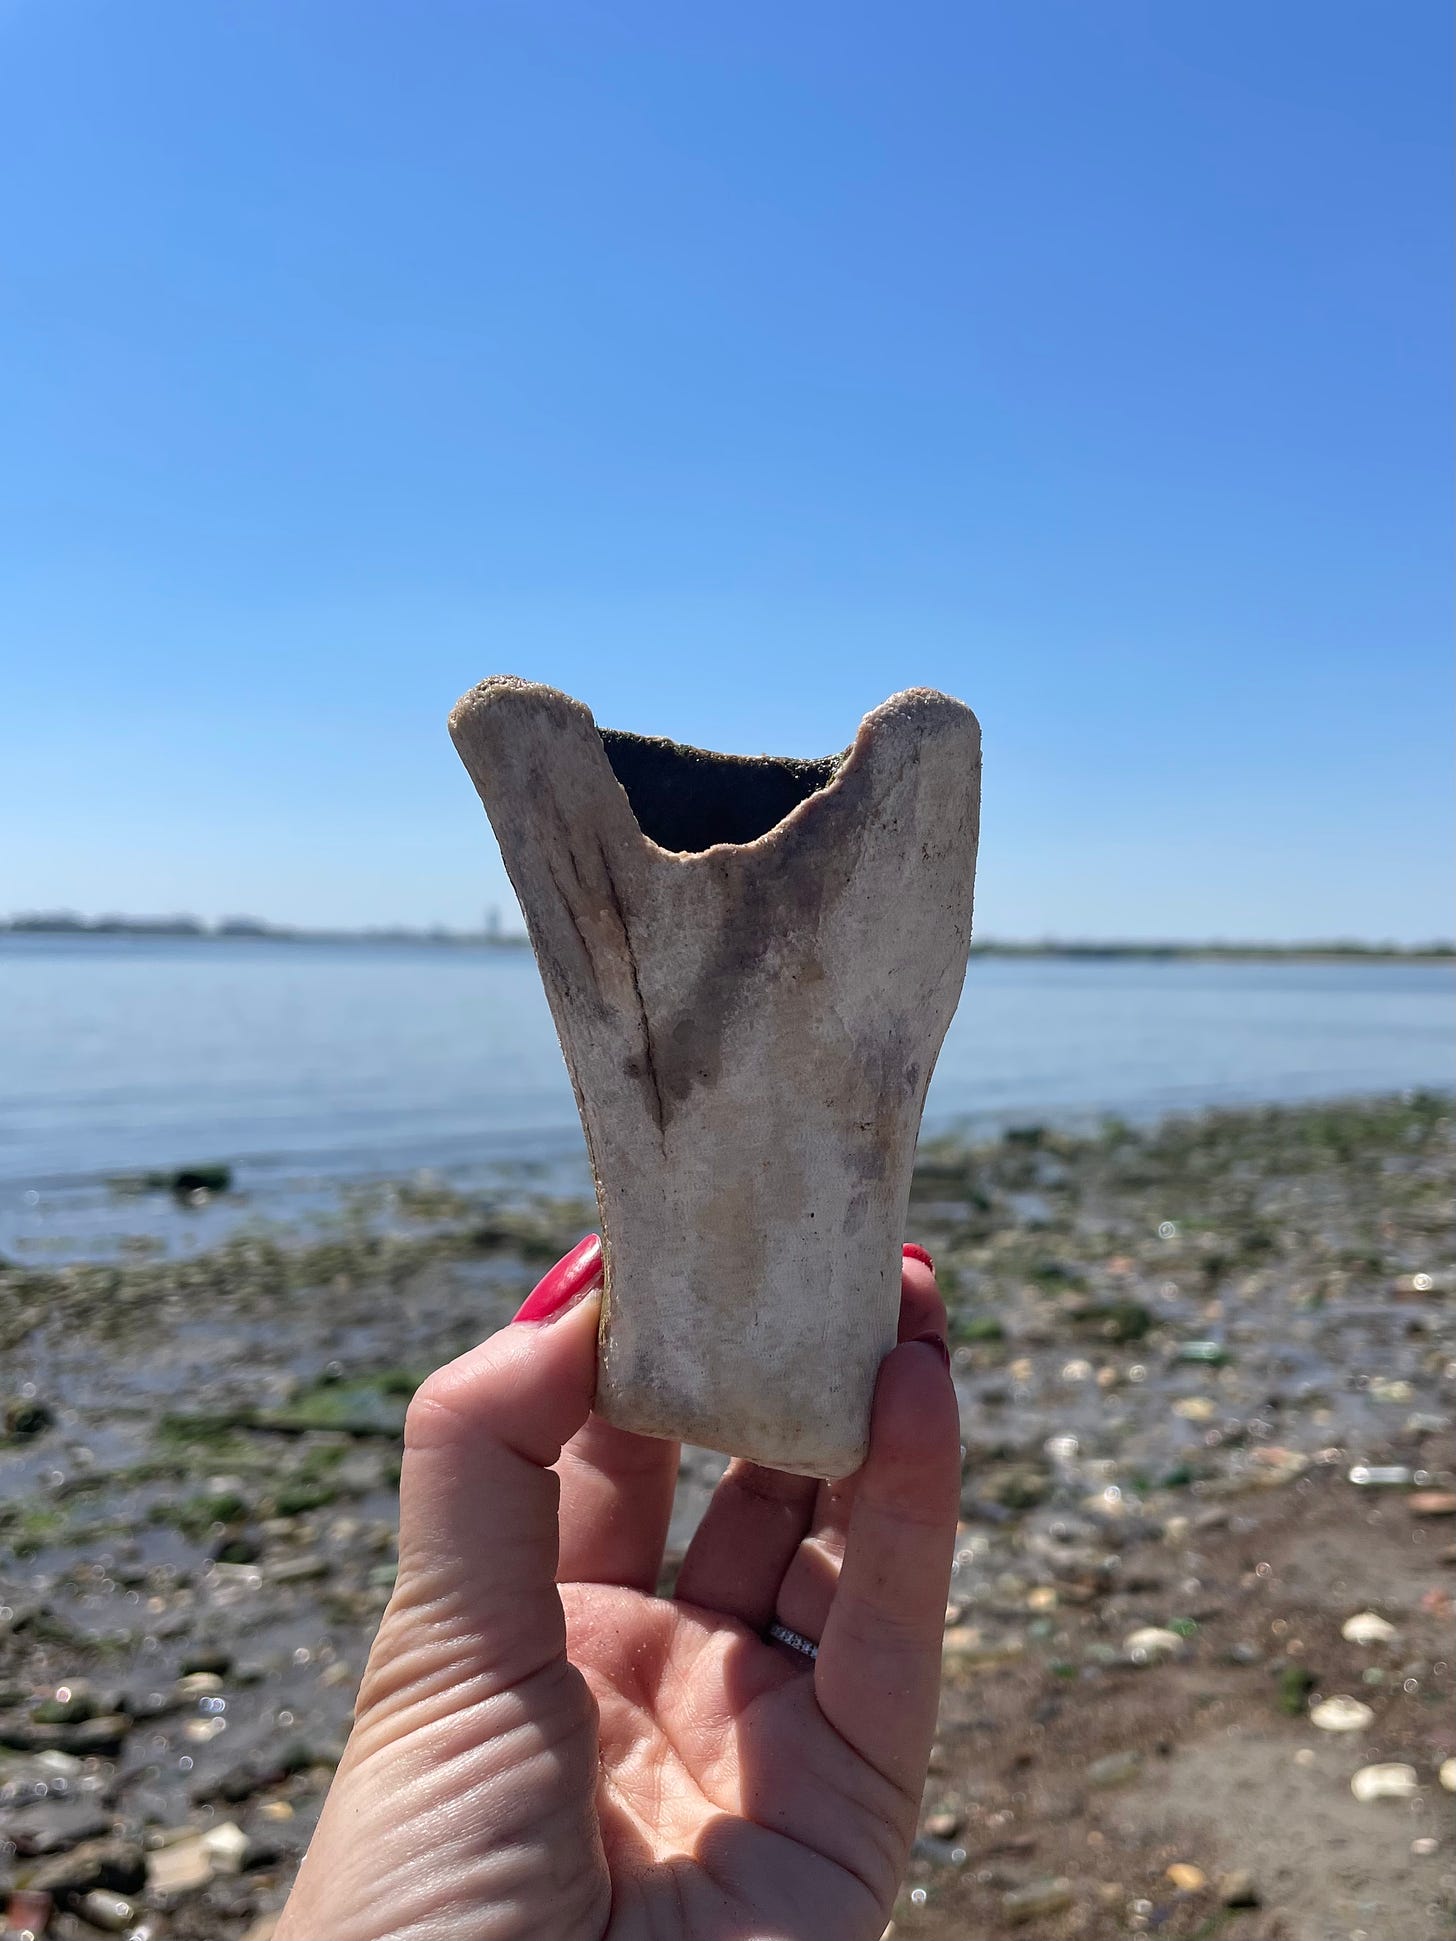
[1218,1870,1261,1907]
[1309,1695,1374,1732]
[1124,1626,1184,1660]
[1341,1611,1397,1645]
[1348,1464,1412,1487]
[1173,1395,1217,1421]
[1086,1750,1144,1788]
[451,677,981,1477]
[1001,1878,1074,1924]
[146,1834,215,1897]
[74,1891,136,1933]
[1350,1762,1419,1803]
[1174,1340,1229,1365]
[203,1821,251,1874]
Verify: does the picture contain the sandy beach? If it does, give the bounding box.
[2,1092,1453,1940]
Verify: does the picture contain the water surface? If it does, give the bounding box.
[2,935,1450,1254]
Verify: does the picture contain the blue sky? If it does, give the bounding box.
[3,0,1450,940]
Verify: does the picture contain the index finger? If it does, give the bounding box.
[812,1336,961,1798]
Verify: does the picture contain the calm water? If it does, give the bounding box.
[1,935,1451,1251]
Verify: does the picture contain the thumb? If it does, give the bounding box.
[386,1235,604,1688]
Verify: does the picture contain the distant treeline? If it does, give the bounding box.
[3,912,1451,960]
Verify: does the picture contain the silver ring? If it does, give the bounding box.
[766,1620,819,1660]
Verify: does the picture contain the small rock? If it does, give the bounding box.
[1124,1626,1184,1660]
[1350,1762,1419,1802]
[925,1810,963,1839]
[1002,1879,1074,1924]
[146,1834,215,1897]
[74,1890,135,1933]
[4,1397,55,1440]
[1438,1756,1456,1792]
[1410,1491,1456,1517]
[1086,1750,1143,1788]
[1175,1340,1228,1365]
[1173,1396,1217,1421]
[1309,1695,1374,1732]
[1218,1870,1260,1907]
[1342,1611,1398,1645]
[241,1917,279,1941]
[1166,1862,1207,1892]
[174,1671,225,1699]
[27,1838,145,1896]
[268,1553,330,1585]
[203,1821,251,1874]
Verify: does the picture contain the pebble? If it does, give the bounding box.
[174,1670,225,1698]
[1309,1695,1374,1731]
[1166,1862,1207,1891]
[1410,1491,1456,1517]
[74,1890,136,1933]
[1002,1878,1074,1924]
[924,1810,963,1838]
[1350,1762,1419,1802]
[146,1833,215,1897]
[1124,1626,1184,1660]
[1341,1611,1397,1645]
[1439,1757,1456,1792]
[268,1552,331,1584]
[1086,1750,1143,1788]
[1218,1870,1260,1907]
[204,1821,252,1874]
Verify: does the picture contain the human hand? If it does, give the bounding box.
[275,1239,960,1941]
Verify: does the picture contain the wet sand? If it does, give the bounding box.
[2,1093,1453,1940]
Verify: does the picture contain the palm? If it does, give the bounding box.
[278,1256,959,1941]
[566,1584,911,1940]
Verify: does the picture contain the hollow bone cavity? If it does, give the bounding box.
[449,677,981,1477]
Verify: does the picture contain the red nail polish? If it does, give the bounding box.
[513,1235,603,1324]
[902,1242,936,1273]
[912,1329,952,1371]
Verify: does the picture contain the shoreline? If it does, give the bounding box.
[2,1092,1453,1940]
[4,927,1452,963]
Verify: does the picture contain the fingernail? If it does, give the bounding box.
[912,1329,952,1372]
[903,1242,936,1272]
[513,1234,603,1324]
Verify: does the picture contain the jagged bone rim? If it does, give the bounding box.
[450,678,966,863]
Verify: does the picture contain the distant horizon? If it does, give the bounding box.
[4,909,1452,959]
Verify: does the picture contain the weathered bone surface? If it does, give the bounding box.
[449,677,981,1477]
